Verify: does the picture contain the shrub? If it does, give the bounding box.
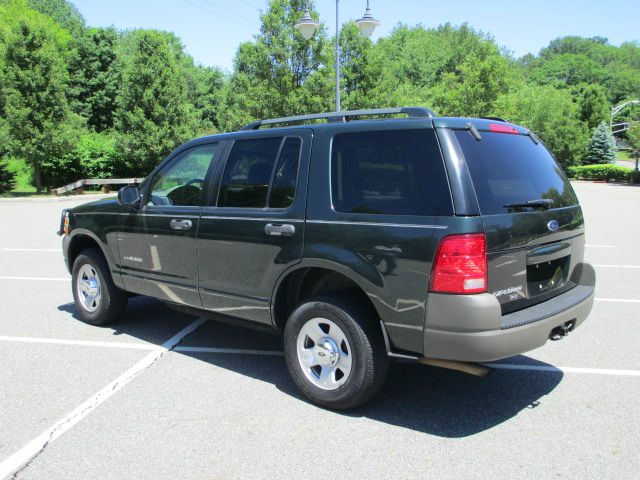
[0,161,17,193]
[4,157,34,192]
[64,132,119,180]
[567,164,638,183]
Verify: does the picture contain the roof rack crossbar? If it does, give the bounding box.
[240,107,436,131]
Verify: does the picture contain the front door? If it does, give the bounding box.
[197,130,311,324]
[118,142,224,307]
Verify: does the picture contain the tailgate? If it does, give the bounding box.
[453,126,584,314]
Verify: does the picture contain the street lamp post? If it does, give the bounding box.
[611,99,640,135]
[295,0,380,112]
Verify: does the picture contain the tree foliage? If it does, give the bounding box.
[1,0,639,190]
[493,84,589,167]
[0,0,83,191]
[68,27,120,132]
[26,0,84,35]
[114,30,202,175]
[627,123,640,171]
[0,160,16,193]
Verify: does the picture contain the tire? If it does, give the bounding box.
[284,295,389,410]
[72,248,127,326]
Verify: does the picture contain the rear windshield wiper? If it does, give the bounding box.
[503,199,553,210]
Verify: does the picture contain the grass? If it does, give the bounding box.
[616,150,633,161]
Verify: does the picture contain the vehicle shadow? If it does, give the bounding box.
[60,298,564,438]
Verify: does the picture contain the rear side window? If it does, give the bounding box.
[217,137,301,209]
[454,131,579,215]
[331,129,452,216]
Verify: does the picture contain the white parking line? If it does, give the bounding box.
[585,244,615,248]
[0,336,158,350]
[0,317,207,480]
[0,276,68,281]
[595,298,640,303]
[486,363,640,377]
[1,248,61,252]
[593,264,640,269]
[175,346,284,356]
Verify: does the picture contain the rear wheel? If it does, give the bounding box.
[284,295,389,409]
[72,248,127,326]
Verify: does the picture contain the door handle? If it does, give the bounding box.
[265,223,295,237]
[170,219,193,231]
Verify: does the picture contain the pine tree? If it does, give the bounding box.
[584,122,616,165]
[0,161,16,194]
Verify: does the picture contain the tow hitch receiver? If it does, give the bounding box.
[549,320,576,341]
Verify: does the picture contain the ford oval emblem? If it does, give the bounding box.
[547,220,559,232]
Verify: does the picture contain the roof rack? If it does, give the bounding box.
[240,107,436,131]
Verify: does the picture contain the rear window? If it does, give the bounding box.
[454,130,579,215]
[331,129,452,216]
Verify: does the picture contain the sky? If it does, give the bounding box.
[72,0,640,72]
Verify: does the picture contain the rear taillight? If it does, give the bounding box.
[430,234,487,294]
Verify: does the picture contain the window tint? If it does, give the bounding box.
[148,143,221,207]
[218,137,282,208]
[454,130,579,215]
[331,129,452,216]
[269,137,301,209]
[218,136,302,209]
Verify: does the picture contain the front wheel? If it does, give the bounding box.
[72,248,127,326]
[284,296,389,410]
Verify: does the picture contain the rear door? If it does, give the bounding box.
[453,127,584,314]
[196,130,311,325]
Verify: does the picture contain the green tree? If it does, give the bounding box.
[627,123,640,171]
[338,21,374,109]
[68,27,121,131]
[220,0,331,130]
[584,122,616,165]
[366,24,516,115]
[26,0,84,35]
[574,83,610,130]
[0,160,16,193]
[114,30,201,175]
[493,84,589,167]
[0,1,83,191]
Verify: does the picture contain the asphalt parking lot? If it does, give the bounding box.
[1,182,639,479]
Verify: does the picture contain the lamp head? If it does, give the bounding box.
[295,7,319,40]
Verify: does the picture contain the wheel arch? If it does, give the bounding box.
[271,260,385,337]
[66,230,123,289]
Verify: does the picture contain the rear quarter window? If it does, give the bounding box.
[454,130,579,215]
[331,129,452,216]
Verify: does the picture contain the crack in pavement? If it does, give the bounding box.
[4,317,207,480]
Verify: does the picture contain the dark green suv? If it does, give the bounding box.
[59,107,595,409]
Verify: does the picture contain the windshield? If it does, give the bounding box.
[454,130,579,215]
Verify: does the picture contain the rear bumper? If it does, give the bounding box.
[423,263,595,362]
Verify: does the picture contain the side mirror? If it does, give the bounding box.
[118,185,141,207]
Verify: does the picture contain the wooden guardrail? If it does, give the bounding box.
[53,178,143,195]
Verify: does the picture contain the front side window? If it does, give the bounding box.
[217,137,301,209]
[148,143,221,207]
[331,129,452,216]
